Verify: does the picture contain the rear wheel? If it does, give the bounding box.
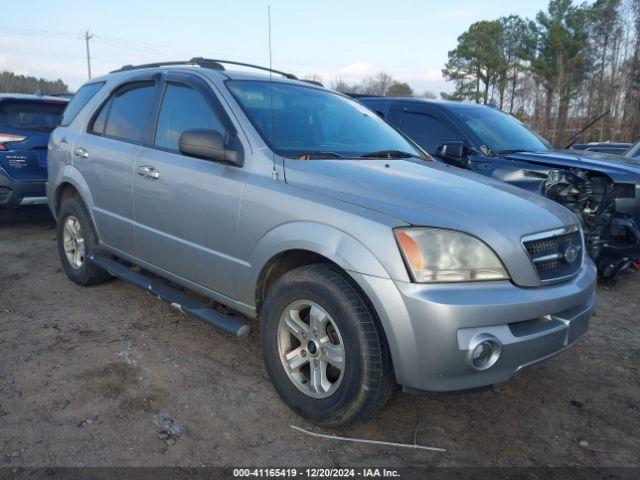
[56,196,110,286]
[260,264,395,426]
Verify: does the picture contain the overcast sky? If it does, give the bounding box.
[2,0,551,93]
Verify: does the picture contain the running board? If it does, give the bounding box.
[88,253,251,338]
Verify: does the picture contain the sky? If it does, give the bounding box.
[1,0,551,94]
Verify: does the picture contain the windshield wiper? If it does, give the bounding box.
[360,150,415,159]
[294,152,346,160]
[497,149,530,155]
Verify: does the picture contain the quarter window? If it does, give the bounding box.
[155,83,226,150]
[60,82,104,126]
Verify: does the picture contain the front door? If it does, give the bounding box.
[132,72,244,298]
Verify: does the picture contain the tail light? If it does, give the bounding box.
[0,133,27,151]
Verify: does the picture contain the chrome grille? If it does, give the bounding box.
[523,227,583,283]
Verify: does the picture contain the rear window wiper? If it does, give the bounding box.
[294,152,346,160]
[359,150,415,159]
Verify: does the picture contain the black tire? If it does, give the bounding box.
[56,196,110,286]
[260,264,395,426]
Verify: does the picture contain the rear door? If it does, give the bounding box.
[132,72,244,297]
[0,99,67,181]
[72,76,160,251]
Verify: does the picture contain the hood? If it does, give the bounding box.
[284,158,579,287]
[506,149,640,183]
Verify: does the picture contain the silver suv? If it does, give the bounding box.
[47,59,596,425]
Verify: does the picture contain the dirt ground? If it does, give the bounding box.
[1,205,639,468]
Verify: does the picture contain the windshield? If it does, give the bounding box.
[455,107,550,154]
[626,140,640,159]
[227,80,422,159]
[0,100,67,132]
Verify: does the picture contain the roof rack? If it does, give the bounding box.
[110,57,299,80]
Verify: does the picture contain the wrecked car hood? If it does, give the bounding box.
[284,157,577,239]
[505,150,640,183]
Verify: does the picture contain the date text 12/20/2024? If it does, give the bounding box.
[233,468,400,478]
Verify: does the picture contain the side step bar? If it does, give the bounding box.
[88,254,251,338]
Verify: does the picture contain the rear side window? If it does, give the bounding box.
[59,82,104,126]
[90,82,155,143]
[155,83,226,150]
[0,100,66,132]
[399,112,462,154]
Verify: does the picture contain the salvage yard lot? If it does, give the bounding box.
[1,206,639,467]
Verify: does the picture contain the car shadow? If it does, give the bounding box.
[0,205,56,229]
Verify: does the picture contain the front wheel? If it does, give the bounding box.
[260,264,395,426]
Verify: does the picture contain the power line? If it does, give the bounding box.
[1,26,82,39]
[0,25,342,77]
[85,31,94,79]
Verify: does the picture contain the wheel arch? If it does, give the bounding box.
[246,222,404,376]
[246,222,391,311]
[51,167,98,229]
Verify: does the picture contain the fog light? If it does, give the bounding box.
[467,335,501,370]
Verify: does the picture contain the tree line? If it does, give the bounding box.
[303,72,437,98]
[442,0,640,146]
[0,71,69,96]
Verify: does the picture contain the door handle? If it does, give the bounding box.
[136,165,160,180]
[73,147,89,159]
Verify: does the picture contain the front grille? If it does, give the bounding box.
[523,228,583,283]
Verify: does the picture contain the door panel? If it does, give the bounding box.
[74,79,158,251]
[133,148,242,297]
[73,133,138,249]
[132,74,243,297]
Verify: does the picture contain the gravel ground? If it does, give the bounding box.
[1,205,639,468]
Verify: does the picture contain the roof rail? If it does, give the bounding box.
[110,57,299,80]
[300,79,323,87]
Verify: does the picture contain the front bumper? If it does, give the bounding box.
[0,169,46,208]
[350,257,597,393]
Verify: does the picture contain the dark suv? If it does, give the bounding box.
[359,97,640,282]
[0,93,68,207]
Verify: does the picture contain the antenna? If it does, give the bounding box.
[268,5,278,180]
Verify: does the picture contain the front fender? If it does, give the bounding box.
[238,221,393,307]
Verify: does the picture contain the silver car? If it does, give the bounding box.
[47,59,596,426]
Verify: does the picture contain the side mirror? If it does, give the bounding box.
[436,141,470,169]
[179,129,242,166]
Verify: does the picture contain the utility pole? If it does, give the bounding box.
[85,30,94,79]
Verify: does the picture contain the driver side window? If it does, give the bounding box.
[399,111,462,154]
[155,83,226,151]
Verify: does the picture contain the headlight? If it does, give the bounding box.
[394,228,509,283]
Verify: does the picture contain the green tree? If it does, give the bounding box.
[0,71,68,95]
[497,16,537,112]
[443,20,504,104]
[386,82,413,97]
[530,0,593,144]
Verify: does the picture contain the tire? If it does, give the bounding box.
[260,264,395,426]
[56,196,110,286]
